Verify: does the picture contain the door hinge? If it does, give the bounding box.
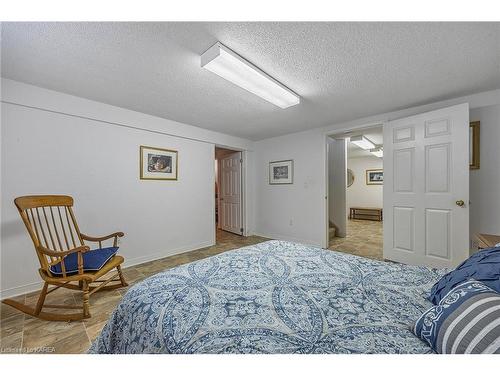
[240,227,244,233]
[240,159,243,163]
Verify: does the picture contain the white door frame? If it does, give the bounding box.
[323,123,386,248]
[327,137,347,238]
[214,146,248,241]
[220,151,243,235]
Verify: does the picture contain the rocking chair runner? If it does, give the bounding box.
[2,195,128,321]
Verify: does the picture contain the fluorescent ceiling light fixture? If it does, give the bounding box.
[201,42,300,109]
[349,135,376,150]
[370,147,383,158]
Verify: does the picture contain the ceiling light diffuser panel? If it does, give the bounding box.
[201,42,300,109]
[349,135,376,150]
[370,147,383,158]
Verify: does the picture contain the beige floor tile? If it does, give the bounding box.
[0,331,23,353]
[49,330,91,354]
[22,319,87,350]
[1,314,24,338]
[83,299,122,328]
[85,321,107,342]
[1,296,25,320]
[25,290,77,308]
[329,219,383,260]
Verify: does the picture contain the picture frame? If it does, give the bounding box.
[366,169,383,185]
[269,160,293,185]
[140,145,178,180]
[347,168,355,188]
[469,121,480,170]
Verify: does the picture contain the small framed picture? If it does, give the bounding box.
[140,145,178,180]
[366,169,383,185]
[269,160,293,185]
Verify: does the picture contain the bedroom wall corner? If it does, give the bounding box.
[469,103,500,251]
[0,79,255,298]
[253,128,327,247]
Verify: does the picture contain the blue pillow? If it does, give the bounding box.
[50,247,119,275]
[414,280,500,354]
[428,246,500,304]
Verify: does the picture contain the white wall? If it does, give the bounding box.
[253,128,326,246]
[469,104,500,247]
[347,156,383,211]
[0,79,254,298]
[328,138,346,237]
[253,89,500,248]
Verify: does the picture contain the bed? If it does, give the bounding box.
[89,240,446,354]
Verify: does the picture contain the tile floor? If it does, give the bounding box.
[328,219,383,260]
[0,230,269,354]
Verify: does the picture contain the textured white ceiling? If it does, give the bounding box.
[2,22,499,140]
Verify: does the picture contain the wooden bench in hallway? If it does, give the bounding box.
[349,207,383,221]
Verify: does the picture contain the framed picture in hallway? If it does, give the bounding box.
[366,169,383,185]
[140,145,178,180]
[269,160,293,184]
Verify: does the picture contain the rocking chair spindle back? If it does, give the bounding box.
[2,195,128,321]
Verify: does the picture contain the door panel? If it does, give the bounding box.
[393,148,414,192]
[393,206,414,252]
[425,143,451,193]
[383,103,469,268]
[220,152,242,235]
[425,208,450,259]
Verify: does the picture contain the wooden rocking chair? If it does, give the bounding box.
[2,195,128,321]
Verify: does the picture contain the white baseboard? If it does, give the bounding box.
[0,280,45,300]
[0,240,215,300]
[122,240,214,269]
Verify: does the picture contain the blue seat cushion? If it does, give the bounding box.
[49,247,119,276]
[428,246,500,304]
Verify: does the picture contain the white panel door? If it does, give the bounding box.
[383,103,469,268]
[220,152,243,235]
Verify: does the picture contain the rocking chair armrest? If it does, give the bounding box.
[80,232,124,242]
[37,244,90,258]
[81,232,124,247]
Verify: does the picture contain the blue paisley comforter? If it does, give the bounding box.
[89,240,446,354]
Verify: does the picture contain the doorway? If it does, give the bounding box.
[325,104,470,268]
[327,125,384,260]
[215,147,244,243]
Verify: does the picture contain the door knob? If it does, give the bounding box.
[456,200,465,207]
